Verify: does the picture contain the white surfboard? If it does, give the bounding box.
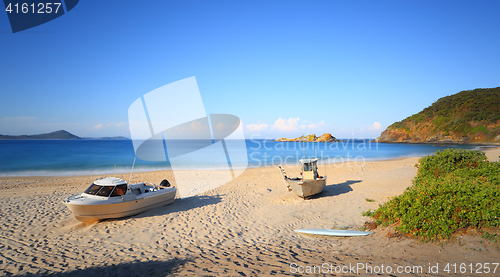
[294,229,373,237]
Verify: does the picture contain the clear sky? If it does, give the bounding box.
[1,0,499,139]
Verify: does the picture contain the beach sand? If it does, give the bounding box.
[1,147,499,276]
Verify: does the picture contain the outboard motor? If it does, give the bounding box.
[160,179,171,187]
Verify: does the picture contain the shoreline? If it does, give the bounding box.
[0,147,499,275]
[377,141,500,145]
[1,144,498,179]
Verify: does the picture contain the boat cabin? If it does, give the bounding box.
[83,177,128,198]
[300,158,320,180]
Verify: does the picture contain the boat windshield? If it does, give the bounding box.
[84,184,101,195]
[303,163,312,172]
[84,183,114,197]
[110,184,127,197]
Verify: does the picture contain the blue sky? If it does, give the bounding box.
[1,0,499,139]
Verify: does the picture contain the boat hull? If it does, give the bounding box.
[65,188,176,222]
[285,177,326,198]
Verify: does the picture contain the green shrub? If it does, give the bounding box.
[472,125,489,134]
[415,148,487,178]
[482,231,498,242]
[365,148,500,241]
[390,121,406,130]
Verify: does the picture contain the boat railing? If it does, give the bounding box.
[145,182,171,189]
[278,165,293,191]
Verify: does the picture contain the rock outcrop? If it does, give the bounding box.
[376,127,472,143]
[275,133,340,142]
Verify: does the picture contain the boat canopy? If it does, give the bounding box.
[299,158,319,164]
[84,177,128,197]
[94,177,127,186]
[299,158,320,179]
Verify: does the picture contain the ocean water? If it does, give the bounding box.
[0,139,482,177]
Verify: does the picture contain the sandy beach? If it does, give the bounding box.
[1,147,499,276]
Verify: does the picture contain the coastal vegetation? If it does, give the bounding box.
[377,87,500,143]
[363,148,500,241]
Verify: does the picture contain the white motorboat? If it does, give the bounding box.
[279,158,326,199]
[63,177,176,222]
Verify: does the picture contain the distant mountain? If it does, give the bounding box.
[0,130,80,140]
[0,130,130,140]
[377,87,500,143]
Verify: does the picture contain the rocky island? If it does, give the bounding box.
[377,87,500,143]
[275,133,340,142]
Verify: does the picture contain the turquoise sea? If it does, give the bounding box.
[0,139,483,177]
